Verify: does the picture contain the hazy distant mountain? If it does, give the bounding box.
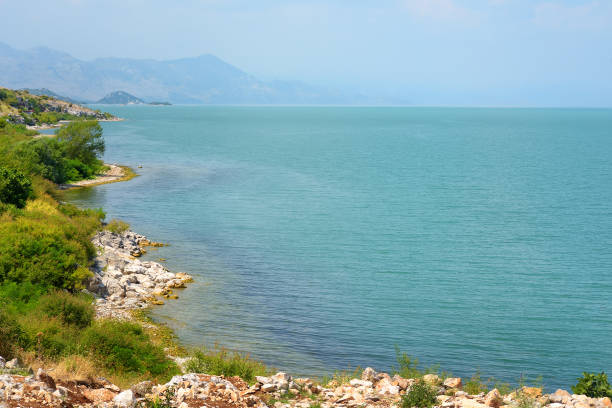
[97,91,144,105]
[0,42,360,104]
[22,88,89,105]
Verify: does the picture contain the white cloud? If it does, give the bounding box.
[534,1,612,30]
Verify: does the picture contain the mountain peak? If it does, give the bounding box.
[97,91,144,105]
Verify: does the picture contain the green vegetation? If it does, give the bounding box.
[401,381,438,408]
[0,198,103,288]
[0,166,32,208]
[105,219,131,234]
[0,282,178,384]
[572,372,612,398]
[185,347,268,384]
[0,87,113,126]
[462,371,514,396]
[140,387,175,408]
[391,347,449,380]
[464,372,490,395]
[1,121,106,184]
[0,109,177,387]
[83,320,179,381]
[321,367,363,386]
[512,388,539,408]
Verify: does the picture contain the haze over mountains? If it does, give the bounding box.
[0,43,363,105]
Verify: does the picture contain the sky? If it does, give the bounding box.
[1,0,611,106]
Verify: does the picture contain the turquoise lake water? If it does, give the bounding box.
[64,106,612,389]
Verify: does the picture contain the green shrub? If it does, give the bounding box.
[37,290,94,328]
[185,347,268,384]
[393,347,424,379]
[572,372,612,398]
[56,121,105,168]
[464,372,489,394]
[18,314,83,358]
[16,138,69,183]
[391,347,444,379]
[105,219,130,234]
[0,213,95,288]
[0,308,23,358]
[321,367,363,386]
[0,166,32,208]
[401,381,438,408]
[140,387,175,408]
[513,391,538,408]
[83,320,179,381]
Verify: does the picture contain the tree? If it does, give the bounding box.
[56,120,105,166]
[0,166,32,208]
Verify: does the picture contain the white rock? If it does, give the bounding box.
[262,383,278,392]
[53,386,70,398]
[350,379,374,388]
[5,358,19,369]
[362,368,377,382]
[113,390,135,407]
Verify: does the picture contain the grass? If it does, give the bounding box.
[184,346,268,384]
[401,381,438,408]
[321,366,363,386]
[0,279,179,388]
[139,387,175,408]
[105,219,130,234]
[464,372,490,395]
[130,308,188,358]
[391,347,451,380]
[82,319,180,385]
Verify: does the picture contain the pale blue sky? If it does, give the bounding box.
[1,0,611,106]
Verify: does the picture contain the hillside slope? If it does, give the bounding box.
[97,91,145,104]
[0,86,114,126]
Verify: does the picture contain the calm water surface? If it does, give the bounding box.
[64,106,612,389]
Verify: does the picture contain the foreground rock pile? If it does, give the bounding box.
[2,363,611,408]
[87,230,193,319]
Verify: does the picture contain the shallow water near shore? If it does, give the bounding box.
[64,106,612,389]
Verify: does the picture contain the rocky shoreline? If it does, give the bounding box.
[87,229,193,319]
[2,359,610,408]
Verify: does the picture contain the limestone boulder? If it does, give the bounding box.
[444,377,463,389]
[485,388,502,408]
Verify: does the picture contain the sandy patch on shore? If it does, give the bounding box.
[58,164,129,189]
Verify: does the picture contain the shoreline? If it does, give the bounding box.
[58,164,138,190]
[26,117,124,131]
[1,165,608,408]
[88,228,194,320]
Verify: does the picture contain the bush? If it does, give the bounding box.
[105,219,130,234]
[16,138,68,183]
[572,372,612,398]
[464,372,489,394]
[0,196,102,289]
[0,308,23,358]
[185,347,268,384]
[393,347,425,379]
[37,291,94,328]
[0,166,32,208]
[401,381,438,408]
[82,320,179,381]
[321,367,363,386]
[56,121,104,168]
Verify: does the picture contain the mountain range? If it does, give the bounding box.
[0,42,362,105]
